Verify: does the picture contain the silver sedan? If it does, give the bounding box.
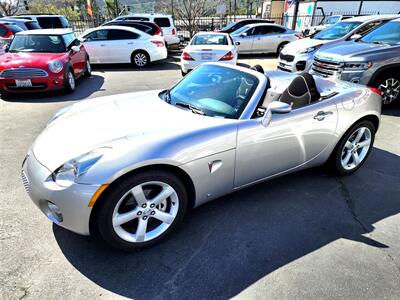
[22,63,381,251]
[231,23,302,54]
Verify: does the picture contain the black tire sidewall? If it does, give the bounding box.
[64,69,75,93]
[373,71,400,105]
[84,58,91,77]
[277,42,288,54]
[96,170,188,251]
[330,120,376,176]
[132,51,150,68]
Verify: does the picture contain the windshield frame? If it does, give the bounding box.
[8,34,67,53]
[313,21,362,40]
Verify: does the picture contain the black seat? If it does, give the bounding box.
[279,72,320,109]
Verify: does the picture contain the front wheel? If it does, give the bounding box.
[277,42,288,54]
[373,72,400,105]
[84,58,91,77]
[64,69,76,93]
[96,170,188,251]
[329,120,375,176]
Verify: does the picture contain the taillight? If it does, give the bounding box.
[151,40,165,47]
[154,25,163,36]
[219,51,234,61]
[368,87,382,95]
[172,28,176,35]
[182,51,195,61]
[295,33,304,39]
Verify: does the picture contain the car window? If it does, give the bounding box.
[355,21,383,36]
[267,26,286,34]
[313,21,362,40]
[361,21,400,45]
[191,34,228,45]
[124,17,150,21]
[107,29,139,40]
[8,24,23,34]
[154,17,171,27]
[25,21,41,30]
[63,32,76,47]
[52,17,63,28]
[167,64,259,119]
[9,34,66,53]
[36,17,53,29]
[84,29,108,41]
[0,25,7,36]
[231,25,251,35]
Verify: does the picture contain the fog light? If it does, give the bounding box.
[53,80,59,85]
[46,201,63,223]
[296,61,306,71]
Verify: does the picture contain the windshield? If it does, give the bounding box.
[222,21,237,31]
[9,35,66,53]
[231,25,250,36]
[325,16,340,25]
[191,34,228,45]
[165,65,259,119]
[360,21,400,45]
[314,21,361,40]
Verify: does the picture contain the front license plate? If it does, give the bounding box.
[15,79,32,88]
[201,53,212,60]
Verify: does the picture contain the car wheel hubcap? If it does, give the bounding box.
[341,127,372,170]
[68,72,75,90]
[134,53,147,67]
[112,181,179,243]
[379,78,400,104]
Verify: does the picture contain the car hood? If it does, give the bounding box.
[0,52,66,69]
[281,38,331,54]
[314,41,399,62]
[33,91,235,171]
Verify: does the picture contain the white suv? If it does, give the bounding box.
[115,14,180,48]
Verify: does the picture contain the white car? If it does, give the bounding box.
[115,14,180,48]
[81,26,167,67]
[231,23,301,54]
[180,32,238,76]
[278,14,399,73]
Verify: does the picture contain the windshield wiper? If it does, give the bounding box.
[175,101,206,115]
[372,41,389,45]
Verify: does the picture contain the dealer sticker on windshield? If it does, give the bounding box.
[15,80,32,88]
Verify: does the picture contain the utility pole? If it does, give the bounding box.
[114,0,119,17]
[171,0,174,18]
[292,0,299,30]
[358,0,364,15]
[234,0,237,21]
[250,1,253,17]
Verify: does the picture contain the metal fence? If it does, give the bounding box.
[69,11,380,38]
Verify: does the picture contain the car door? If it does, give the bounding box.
[249,25,269,53]
[234,99,338,187]
[64,33,85,75]
[82,29,109,63]
[105,29,140,63]
[236,27,256,53]
[261,25,288,53]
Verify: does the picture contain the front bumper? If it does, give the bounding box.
[0,73,66,93]
[277,52,313,73]
[22,152,100,236]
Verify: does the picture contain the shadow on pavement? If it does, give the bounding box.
[382,103,400,117]
[0,74,105,103]
[53,148,400,299]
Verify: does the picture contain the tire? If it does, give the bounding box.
[64,69,76,93]
[181,69,187,77]
[84,58,91,77]
[372,71,400,105]
[277,42,288,54]
[131,50,150,68]
[96,170,188,251]
[328,120,375,176]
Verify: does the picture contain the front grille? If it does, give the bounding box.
[0,68,48,79]
[21,170,30,194]
[279,53,295,62]
[311,57,343,77]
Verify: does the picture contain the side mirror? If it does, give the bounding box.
[3,44,9,52]
[70,45,80,52]
[350,34,362,40]
[240,32,247,37]
[262,101,292,127]
[235,41,240,46]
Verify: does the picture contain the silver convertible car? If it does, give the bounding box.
[22,63,381,251]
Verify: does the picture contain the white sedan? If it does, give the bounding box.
[180,32,238,76]
[81,26,167,67]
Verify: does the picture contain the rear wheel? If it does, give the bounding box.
[96,170,188,251]
[329,120,375,176]
[277,42,288,54]
[84,58,91,77]
[64,69,76,93]
[373,71,400,105]
[132,51,150,68]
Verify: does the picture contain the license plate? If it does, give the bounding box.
[15,79,32,88]
[201,53,212,60]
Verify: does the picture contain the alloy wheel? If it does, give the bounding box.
[379,78,400,105]
[86,60,91,74]
[68,72,75,90]
[112,181,179,243]
[134,53,148,67]
[340,127,372,170]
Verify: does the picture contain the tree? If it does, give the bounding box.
[0,0,20,16]
[28,0,80,19]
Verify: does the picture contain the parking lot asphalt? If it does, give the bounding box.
[1,56,399,300]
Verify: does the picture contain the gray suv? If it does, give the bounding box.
[311,17,400,105]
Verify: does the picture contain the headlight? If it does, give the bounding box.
[343,62,372,70]
[52,147,111,187]
[48,59,64,73]
[299,44,322,54]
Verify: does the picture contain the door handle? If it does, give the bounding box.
[127,42,134,45]
[313,111,333,121]
[100,44,106,47]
